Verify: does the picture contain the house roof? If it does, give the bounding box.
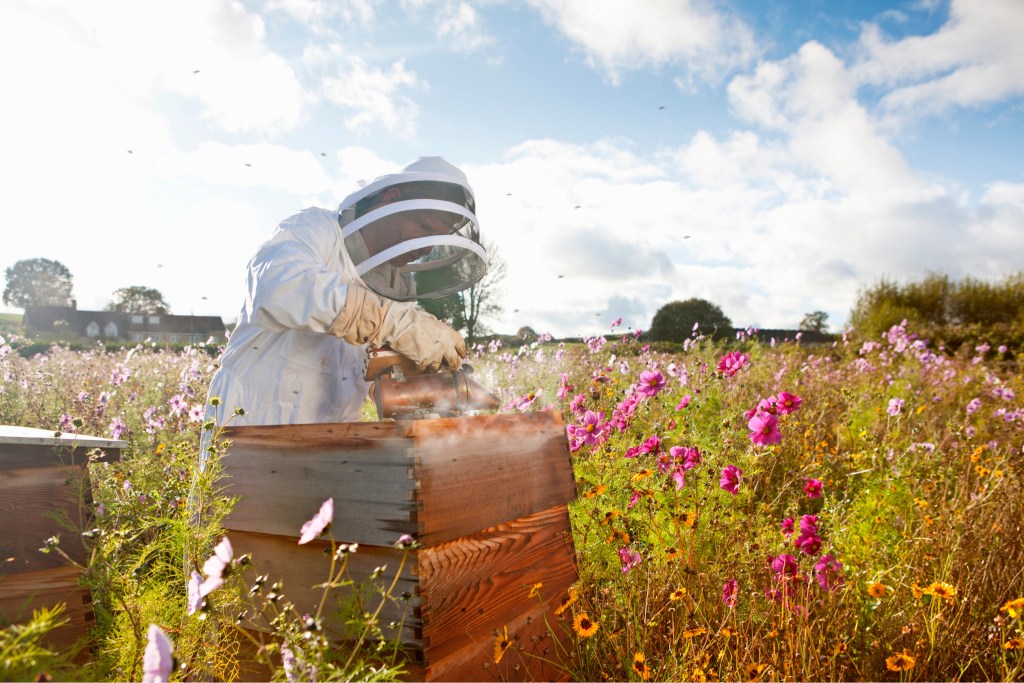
[22,306,225,335]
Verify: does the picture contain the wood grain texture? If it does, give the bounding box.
[412,412,576,546]
[228,529,422,645]
[0,565,95,652]
[0,466,98,572]
[0,440,121,470]
[417,504,578,672]
[221,439,418,546]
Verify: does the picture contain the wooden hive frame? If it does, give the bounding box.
[220,411,579,681]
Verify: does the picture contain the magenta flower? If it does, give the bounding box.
[775,391,802,414]
[672,466,686,490]
[748,412,782,446]
[720,465,742,496]
[675,395,692,410]
[799,515,819,535]
[627,489,643,509]
[670,445,702,470]
[579,410,608,446]
[781,517,795,536]
[887,398,904,416]
[804,478,823,498]
[142,624,174,683]
[636,369,667,398]
[966,398,981,414]
[516,389,542,411]
[618,546,642,574]
[770,553,799,579]
[814,554,844,592]
[639,435,661,455]
[298,498,334,545]
[794,533,822,555]
[717,351,749,377]
[569,393,586,415]
[722,579,739,608]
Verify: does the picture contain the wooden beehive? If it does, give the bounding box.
[0,426,124,651]
[220,411,579,681]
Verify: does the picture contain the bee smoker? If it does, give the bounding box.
[364,347,500,420]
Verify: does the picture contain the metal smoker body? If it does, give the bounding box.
[364,348,500,420]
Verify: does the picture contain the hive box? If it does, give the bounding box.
[0,426,124,651]
[220,411,579,681]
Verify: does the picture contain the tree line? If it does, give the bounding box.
[4,258,172,314]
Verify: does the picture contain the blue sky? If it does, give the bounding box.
[2,0,1023,339]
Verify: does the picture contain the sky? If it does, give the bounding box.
[2,0,1023,339]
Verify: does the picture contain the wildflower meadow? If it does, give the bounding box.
[1,319,1022,681]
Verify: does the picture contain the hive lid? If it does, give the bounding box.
[0,425,127,450]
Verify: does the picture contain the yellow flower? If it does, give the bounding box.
[1000,597,1024,618]
[1004,637,1024,650]
[910,582,924,599]
[719,626,738,638]
[600,509,621,525]
[155,443,166,455]
[924,581,957,602]
[677,510,699,528]
[914,497,929,508]
[669,588,687,601]
[744,662,767,680]
[631,468,654,482]
[583,485,607,499]
[868,582,887,598]
[493,625,512,664]
[682,627,708,639]
[834,642,848,655]
[553,588,578,616]
[885,649,916,672]
[632,652,652,681]
[572,612,599,638]
[691,668,707,682]
[694,651,710,668]
[975,465,991,477]
[527,582,543,599]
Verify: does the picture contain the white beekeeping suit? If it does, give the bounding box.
[198,157,487,465]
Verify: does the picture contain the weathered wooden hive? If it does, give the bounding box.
[0,426,124,651]
[220,411,579,681]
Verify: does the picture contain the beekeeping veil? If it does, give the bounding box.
[338,157,487,301]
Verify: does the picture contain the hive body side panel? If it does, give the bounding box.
[221,431,418,546]
[416,504,578,678]
[229,529,423,646]
[0,566,95,652]
[412,413,575,546]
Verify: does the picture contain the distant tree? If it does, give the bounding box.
[799,310,830,333]
[106,286,171,314]
[648,298,732,343]
[517,326,537,340]
[3,258,75,308]
[418,239,507,346]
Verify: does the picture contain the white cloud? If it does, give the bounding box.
[435,0,495,53]
[854,0,1024,124]
[178,142,334,194]
[322,57,423,136]
[268,0,381,26]
[525,0,758,86]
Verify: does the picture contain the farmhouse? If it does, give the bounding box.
[21,303,226,344]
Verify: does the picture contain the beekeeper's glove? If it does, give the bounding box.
[329,284,466,371]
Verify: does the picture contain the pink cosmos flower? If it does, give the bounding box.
[200,537,234,594]
[748,412,782,446]
[672,467,686,490]
[298,498,334,545]
[142,624,174,683]
[639,435,661,455]
[804,478,823,498]
[887,398,904,416]
[717,351,749,377]
[669,445,702,470]
[636,370,667,398]
[794,533,822,555]
[799,515,818,535]
[775,391,802,414]
[966,398,981,414]
[579,410,608,446]
[611,317,622,329]
[618,546,642,574]
[675,395,692,410]
[627,489,643,509]
[781,517,795,536]
[770,553,799,579]
[187,571,204,615]
[757,396,779,415]
[569,393,586,415]
[722,579,739,607]
[814,554,844,592]
[516,389,542,411]
[720,465,742,496]
[556,373,574,399]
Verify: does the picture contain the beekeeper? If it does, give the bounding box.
[199,156,487,462]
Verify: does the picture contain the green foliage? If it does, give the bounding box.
[849,271,1024,342]
[3,257,75,308]
[648,298,732,342]
[799,310,829,333]
[105,286,171,314]
[417,239,506,345]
